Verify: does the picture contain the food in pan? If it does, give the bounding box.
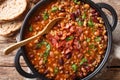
[24,0,107,79]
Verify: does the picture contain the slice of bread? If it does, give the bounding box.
[0,20,22,37]
[0,0,27,21]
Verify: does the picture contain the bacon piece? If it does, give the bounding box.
[51,38,58,48]
[73,39,81,50]
[74,27,82,37]
[70,26,76,33]
[58,40,66,48]
[46,34,53,41]
[54,35,60,41]
[65,40,73,48]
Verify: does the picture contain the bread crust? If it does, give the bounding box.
[0,20,22,37]
[0,0,27,21]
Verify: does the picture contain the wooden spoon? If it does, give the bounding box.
[4,17,63,55]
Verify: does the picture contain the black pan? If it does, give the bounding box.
[14,0,118,80]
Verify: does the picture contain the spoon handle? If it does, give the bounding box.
[3,23,48,55]
[4,34,39,55]
[4,17,63,55]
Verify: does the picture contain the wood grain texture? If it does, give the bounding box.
[0,67,27,80]
[92,68,120,80]
[0,55,27,67]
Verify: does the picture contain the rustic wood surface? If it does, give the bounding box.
[0,0,120,80]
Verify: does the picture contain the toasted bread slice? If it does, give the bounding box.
[0,0,27,21]
[0,20,22,37]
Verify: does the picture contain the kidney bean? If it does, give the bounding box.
[71,74,77,80]
[59,58,64,65]
[91,9,96,14]
[70,13,76,20]
[30,54,34,58]
[92,17,99,23]
[85,66,91,72]
[75,9,81,18]
[66,53,72,59]
[34,15,41,22]
[95,12,99,16]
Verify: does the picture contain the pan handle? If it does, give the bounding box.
[97,3,118,31]
[14,49,37,78]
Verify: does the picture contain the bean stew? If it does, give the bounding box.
[24,0,108,79]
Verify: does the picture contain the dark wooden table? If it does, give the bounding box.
[0,0,120,80]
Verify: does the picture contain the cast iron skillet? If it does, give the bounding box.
[14,0,118,80]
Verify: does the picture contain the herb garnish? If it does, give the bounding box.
[80,58,87,65]
[86,38,90,42]
[29,25,33,32]
[43,12,49,20]
[74,0,80,5]
[95,37,101,42]
[72,64,78,72]
[36,40,51,63]
[82,13,86,20]
[88,19,94,27]
[51,6,58,12]
[54,67,59,74]
[66,36,74,41]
